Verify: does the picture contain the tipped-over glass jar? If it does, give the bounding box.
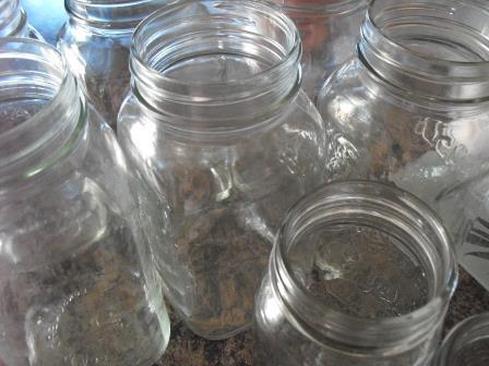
[317,0,489,289]
[273,0,368,99]
[435,313,489,366]
[0,0,42,39]
[117,0,334,340]
[57,0,168,128]
[255,181,458,366]
[0,38,170,366]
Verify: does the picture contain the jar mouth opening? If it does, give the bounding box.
[437,313,489,366]
[131,0,301,89]
[273,181,458,348]
[279,0,369,15]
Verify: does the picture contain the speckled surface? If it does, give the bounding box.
[155,268,489,365]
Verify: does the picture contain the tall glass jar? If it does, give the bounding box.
[317,0,489,288]
[117,0,332,340]
[435,313,489,366]
[0,38,170,366]
[57,0,168,129]
[274,0,368,99]
[255,181,458,366]
[0,0,42,39]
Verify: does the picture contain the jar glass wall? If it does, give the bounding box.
[274,0,368,99]
[0,38,170,366]
[117,0,333,340]
[435,313,489,366]
[0,0,42,39]
[316,0,489,289]
[57,0,168,128]
[255,181,458,366]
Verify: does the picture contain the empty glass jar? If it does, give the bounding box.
[0,0,42,39]
[117,0,332,340]
[0,38,170,366]
[255,181,458,366]
[274,0,368,99]
[435,313,489,366]
[317,0,489,288]
[57,0,167,128]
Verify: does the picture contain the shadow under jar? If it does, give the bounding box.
[255,181,458,366]
[273,0,368,100]
[57,0,168,129]
[316,0,489,289]
[0,0,42,39]
[117,0,333,340]
[0,39,170,366]
[435,313,489,366]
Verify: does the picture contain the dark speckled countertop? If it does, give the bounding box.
[23,3,489,364]
[156,268,489,365]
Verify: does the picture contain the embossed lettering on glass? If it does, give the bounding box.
[316,0,489,289]
[57,0,168,128]
[273,0,368,99]
[255,181,458,366]
[0,0,42,39]
[0,39,170,366]
[435,313,489,366]
[118,0,331,340]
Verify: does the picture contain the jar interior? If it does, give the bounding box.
[371,0,489,62]
[452,337,489,366]
[287,215,433,319]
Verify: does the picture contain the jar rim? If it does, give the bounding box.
[272,180,458,351]
[360,0,489,101]
[280,0,369,15]
[436,312,489,365]
[131,0,301,89]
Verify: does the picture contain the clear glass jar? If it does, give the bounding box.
[317,0,489,288]
[255,181,458,366]
[57,0,167,129]
[0,0,42,39]
[0,38,170,366]
[435,313,489,366]
[273,0,368,99]
[117,0,332,340]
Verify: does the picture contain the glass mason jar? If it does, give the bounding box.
[0,39,170,365]
[435,313,489,366]
[255,181,458,366]
[117,0,332,340]
[57,0,167,129]
[317,0,489,288]
[274,0,368,99]
[0,0,42,39]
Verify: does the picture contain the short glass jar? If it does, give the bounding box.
[117,0,332,340]
[317,0,489,288]
[57,0,167,128]
[0,38,170,365]
[0,0,42,39]
[274,0,368,99]
[435,313,489,366]
[255,181,458,366]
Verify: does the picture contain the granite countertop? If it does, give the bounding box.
[156,268,489,365]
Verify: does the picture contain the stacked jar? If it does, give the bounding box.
[317,0,489,289]
[117,0,335,340]
[0,38,170,366]
[57,0,168,128]
[0,0,42,39]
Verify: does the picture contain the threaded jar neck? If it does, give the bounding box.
[65,0,168,29]
[0,0,28,37]
[0,39,84,192]
[436,313,489,366]
[358,0,489,101]
[277,0,368,16]
[271,181,458,355]
[130,0,302,140]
